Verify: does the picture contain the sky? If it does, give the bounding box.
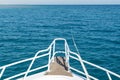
[0,0,120,5]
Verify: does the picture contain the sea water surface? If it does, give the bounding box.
[0,5,120,80]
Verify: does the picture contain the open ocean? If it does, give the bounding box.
[0,5,120,80]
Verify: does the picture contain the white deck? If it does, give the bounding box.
[18,72,84,80]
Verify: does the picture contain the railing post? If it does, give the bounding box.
[106,72,112,80]
[51,41,56,62]
[47,46,52,72]
[0,67,6,79]
[78,55,90,80]
[65,41,70,72]
[23,50,42,79]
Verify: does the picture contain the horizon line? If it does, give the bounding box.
[0,4,120,5]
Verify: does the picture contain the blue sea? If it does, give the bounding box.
[0,5,120,80]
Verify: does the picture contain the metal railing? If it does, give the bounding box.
[0,38,120,80]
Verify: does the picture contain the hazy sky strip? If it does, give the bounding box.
[0,0,120,4]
